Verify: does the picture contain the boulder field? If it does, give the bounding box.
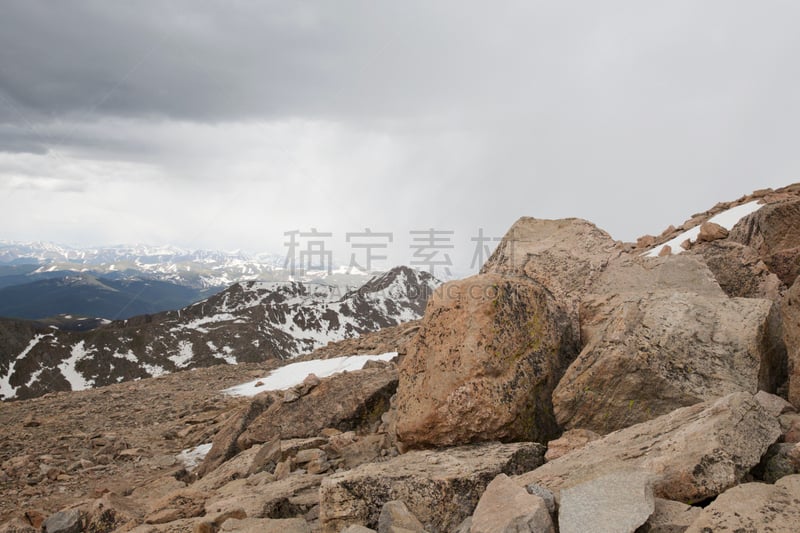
[4,184,800,532]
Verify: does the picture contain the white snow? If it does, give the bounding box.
[208,341,237,365]
[0,334,52,399]
[112,350,139,363]
[58,341,96,391]
[176,442,212,471]
[169,340,194,368]
[170,313,243,333]
[143,363,167,378]
[645,200,763,257]
[25,368,44,389]
[223,352,398,397]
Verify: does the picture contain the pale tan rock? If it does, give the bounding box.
[306,457,330,475]
[781,412,800,442]
[664,225,679,236]
[294,448,325,465]
[481,217,621,333]
[544,429,600,462]
[85,493,142,532]
[590,254,724,297]
[638,498,700,533]
[637,235,657,248]
[204,473,323,520]
[755,390,795,417]
[144,489,208,524]
[273,460,291,481]
[341,526,376,533]
[329,434,386,470]
[219,517,310,533]
[657,245,672,257]
[685,475,800,532]
[516,392,780,505]
[319,442,545,533]
[377,501,426,533]
[396,274,577,448]
[469,474,554,533]
[696,222,729,242]
[192,446,262,493]
[553,290,781,433]
[195,394,276,478]
[193,508,247,533]
[0,518,37,533]
[558,468,654,533]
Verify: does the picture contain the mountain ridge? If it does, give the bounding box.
[0,266,438,401]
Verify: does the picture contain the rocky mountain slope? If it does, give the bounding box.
[0,266,438,401]
[2,183,800,532]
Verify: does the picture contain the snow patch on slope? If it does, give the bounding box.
[170,313,242,334]
[176,442,212,471]
[169,340,194,369]
[223,352,398,397]
[645,200,762,257]
[0,334,52,399]
[58,341,96,391]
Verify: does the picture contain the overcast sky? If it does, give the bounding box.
[1,1,798,274]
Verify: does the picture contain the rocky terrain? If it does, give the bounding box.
[0,267,438,401]
[2,183,800,532]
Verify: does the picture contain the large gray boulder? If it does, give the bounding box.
[553,289,784,433]
[396,274,577,448]
[516,392,780,505]
[42,510,82,533]
[557,469,654,533]
[469,474,554,533]
[319,442,545,533]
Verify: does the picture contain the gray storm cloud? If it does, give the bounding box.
[1,1,798,274]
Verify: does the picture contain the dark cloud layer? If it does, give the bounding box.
[1,1,799,273]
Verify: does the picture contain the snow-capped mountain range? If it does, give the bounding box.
[0,266,439,401]
[0,241,364,289]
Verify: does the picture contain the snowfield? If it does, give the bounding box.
[176,442,213,471]
[223,352,398,397]
[645,200,762,257]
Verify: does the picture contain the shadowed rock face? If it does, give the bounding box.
[783,277,800,408]
[0,266,438,401]
[318,442,546,533]
[395,274,578,448]
[196,365,398,477]
[728,198,800,287]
